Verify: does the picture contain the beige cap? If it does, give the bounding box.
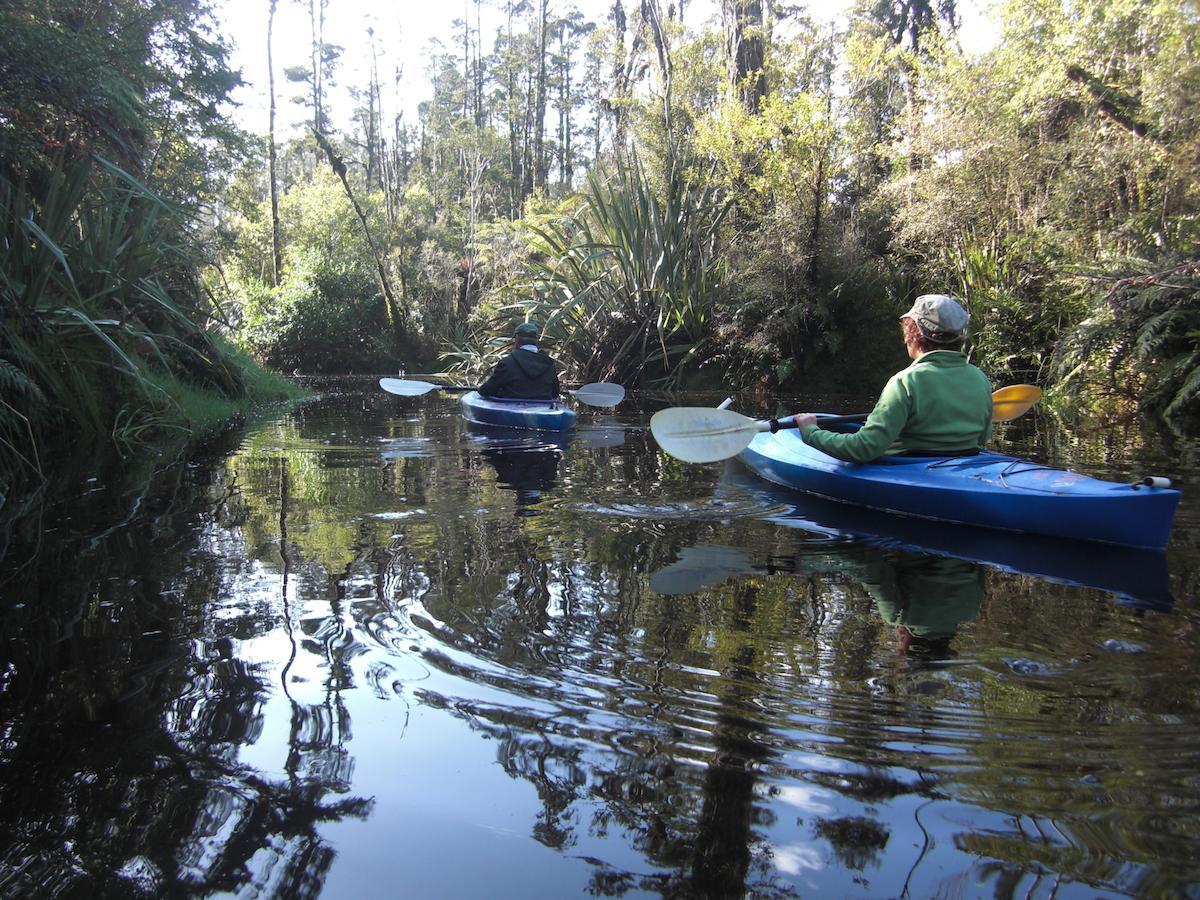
[901,294,969,343]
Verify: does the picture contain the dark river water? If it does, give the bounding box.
[2,379,1200,898]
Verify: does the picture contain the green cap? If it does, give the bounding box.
[514,322,541,340]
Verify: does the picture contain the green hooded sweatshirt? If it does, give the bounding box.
[801,350,992,463]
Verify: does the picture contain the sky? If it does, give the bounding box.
[215,0,998,140]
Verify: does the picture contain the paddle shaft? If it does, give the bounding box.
[765,408,1009,433]
[426,384,599,395]
[770,384,1043,431]
[735,414,863,435]
[380,377,623,406]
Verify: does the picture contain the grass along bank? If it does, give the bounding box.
[143,336,311,442]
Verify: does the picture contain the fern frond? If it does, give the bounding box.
[0,359,45,405]
[1164,354,1200,419]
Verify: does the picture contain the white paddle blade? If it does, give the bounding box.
[650,407,764,463]
[570,382,626,407]
[379,378,438,397]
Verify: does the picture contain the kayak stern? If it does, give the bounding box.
[460,391,577,432]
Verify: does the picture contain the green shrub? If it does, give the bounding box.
[237,247,394,373]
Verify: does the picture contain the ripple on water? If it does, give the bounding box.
[9,386,1197,897]
[573,497,792,520]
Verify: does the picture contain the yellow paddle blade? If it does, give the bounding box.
[991,384,1042,422]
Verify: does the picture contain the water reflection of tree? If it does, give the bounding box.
[396,524,1006,891]
[685,581,772,897]
[0,440,371,896]
[397,535,800,895]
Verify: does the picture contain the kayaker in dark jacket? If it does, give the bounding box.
[478,322,561,400]
[793,294,992,463]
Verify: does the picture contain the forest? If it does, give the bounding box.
[2,0,1199,495]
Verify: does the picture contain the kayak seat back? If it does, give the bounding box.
[479,394,560,407]
[892,447,981,458]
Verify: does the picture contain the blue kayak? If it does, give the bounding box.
[460,391,577,432]
[738,419,1181,550]
[719,462,1172,609]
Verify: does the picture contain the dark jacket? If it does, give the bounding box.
[478,348,560,400]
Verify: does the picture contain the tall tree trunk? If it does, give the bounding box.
[312,130,407,349]
[522,61,535,199]
[643,0,675,170]
[317,0,326,129]
[366,28,382,190]
[309,0,320,132]
[462,0,471,121]
[722,0,766,113]
[805,34,834,286]
[533,0,549,190]
[609,1,647,156]
[474,0,485,127]
[592,46,603,164]
[557,23,565,184]
[889,1,957,173]
[267,0,282,287]
[610,0,628,150]
[593,104,601,163]
[506,1,521,216]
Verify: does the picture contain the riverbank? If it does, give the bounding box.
[0,340,309,566]
[146,337,311,440]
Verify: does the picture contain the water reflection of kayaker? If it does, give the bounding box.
[859,553,985,663]
[478,322,560,400]
[792,295,993,462]
[654,543,984,662]
[482,446,560,516]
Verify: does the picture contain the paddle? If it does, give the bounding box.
[649,545,756,595]
[651,384,1043,464]
[378,377,626,407]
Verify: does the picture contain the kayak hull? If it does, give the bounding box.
[720,462,1172,608]
[738,424,1180,550]
[460,391,576,432]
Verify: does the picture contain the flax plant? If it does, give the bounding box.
[536,161,729,385]
[450,160,729,387]
[0,156,243,492]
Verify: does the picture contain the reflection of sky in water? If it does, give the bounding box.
[770,843,824,875]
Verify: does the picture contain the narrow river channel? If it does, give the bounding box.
[2,379,1198,896]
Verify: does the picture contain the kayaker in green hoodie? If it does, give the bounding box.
[793,294,992,462]
[479,322,561,400]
